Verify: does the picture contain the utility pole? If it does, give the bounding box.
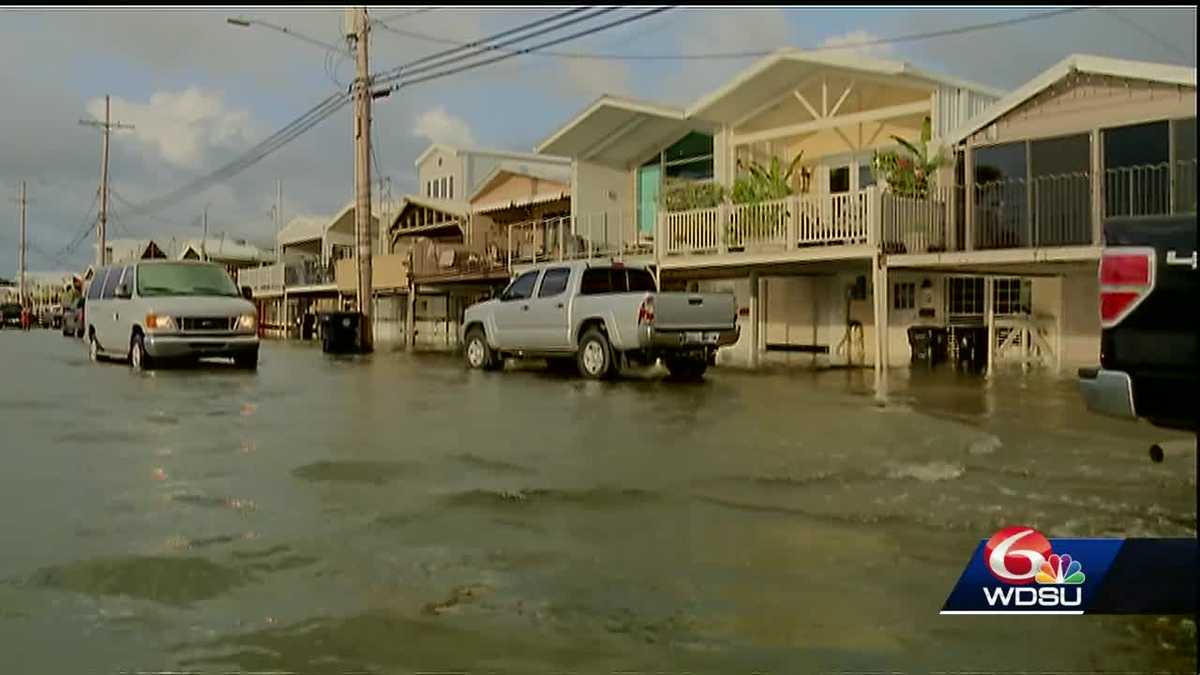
[13,182,27,307]
[79,95,134,267]
[275,179,283,256]
[349,6,374,352]
[202,207,209,261]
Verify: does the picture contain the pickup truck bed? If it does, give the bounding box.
[1079,215,1197,431]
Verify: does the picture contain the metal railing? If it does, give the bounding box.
[973,171,1092,249]
[1104,159,1197,217]
[505,211,651,269]
[880,188,951,255]
[284,258,336,287]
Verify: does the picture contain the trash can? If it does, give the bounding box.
[319,311,363,354]
[953,325,988,373]
[907,326,949,366]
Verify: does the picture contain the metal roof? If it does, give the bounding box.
[944,53,1197,145]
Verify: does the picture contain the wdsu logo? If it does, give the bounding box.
[941,526,1122,615]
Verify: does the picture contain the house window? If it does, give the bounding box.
[947,277,985,317]
[893,282,915,311]
[993,277,1031,316]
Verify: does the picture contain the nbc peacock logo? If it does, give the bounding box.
[1035,553,1086,585]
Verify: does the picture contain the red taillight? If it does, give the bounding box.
[1100,252,1150,286]
[638,297,655,325]
[1098,247,1155,328]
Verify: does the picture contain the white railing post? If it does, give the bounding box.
[867,186,880,249]
[558,218,564,261]
[718,201,729,256]
[786,195,797,250]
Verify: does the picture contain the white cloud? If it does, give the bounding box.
[819,30,894,59]
[89,88,257,169]
[558,58,633,98]
[412,106,476,147]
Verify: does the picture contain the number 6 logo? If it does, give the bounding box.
[984,526,1052,585]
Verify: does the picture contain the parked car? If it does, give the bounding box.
[85,260,259,370]
[62,297,85,338]
[462,260,739,379]
[0,302,21,328]
[39,304,63,329]
[1078,214,1196,432]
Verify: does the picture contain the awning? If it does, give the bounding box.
[536,96,709,168]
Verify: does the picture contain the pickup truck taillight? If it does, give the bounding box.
[1098,247,1155,328]
[637,297,655,325]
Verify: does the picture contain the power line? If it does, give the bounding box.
[372,7,601,82]
[57,187,101,257]
[373,7,438,24]
[1100,9,1193,61]
[120,92,350,218]
[378,7,1091,63]
[382,8,674,91]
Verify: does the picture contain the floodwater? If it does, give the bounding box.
[0,330,1195,673]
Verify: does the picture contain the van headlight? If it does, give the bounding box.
[145,314,176,332]
[237,313,257,332]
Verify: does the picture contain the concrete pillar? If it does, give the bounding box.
[984,276,995,378]
[872,256,889,403]
[748,271,760,369]
[1090,128,1103,245]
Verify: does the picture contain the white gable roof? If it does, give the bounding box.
[945,53,1197,145]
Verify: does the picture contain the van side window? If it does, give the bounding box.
[87,270,108,300]
[101,266,125,299]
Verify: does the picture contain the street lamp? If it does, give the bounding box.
[225,15,351,57]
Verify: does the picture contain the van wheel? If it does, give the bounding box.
[88,332,102,362]
[577,329,615,380]
[464,329,499,371]
[234,349,259,371]
[130,333,153,371]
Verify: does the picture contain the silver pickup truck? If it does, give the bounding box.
[461,260,739,379]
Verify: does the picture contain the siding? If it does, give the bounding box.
[969,74,1196,146]
[934,86,999,141]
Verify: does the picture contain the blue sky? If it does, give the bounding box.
[0,6,1195,278]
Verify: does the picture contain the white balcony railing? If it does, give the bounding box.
[237,263,284,295]
[662,187,878,258]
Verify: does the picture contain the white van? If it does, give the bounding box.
[85,260,259,370]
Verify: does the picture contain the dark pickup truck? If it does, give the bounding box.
[1078,214,1197,432]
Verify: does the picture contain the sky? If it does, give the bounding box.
[0,5,1195,278]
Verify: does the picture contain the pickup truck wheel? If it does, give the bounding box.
[577,329,615,380]
[665,357,708,380]
[465,329,499,371]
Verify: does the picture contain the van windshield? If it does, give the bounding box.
[137,263,240,298]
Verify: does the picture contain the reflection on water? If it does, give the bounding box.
[0,334,1194,672]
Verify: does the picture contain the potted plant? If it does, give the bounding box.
[727,153,807,250]
[872,118,949,253]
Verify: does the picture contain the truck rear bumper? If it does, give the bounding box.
[641,326,740,350]
[1077,367,1136,421]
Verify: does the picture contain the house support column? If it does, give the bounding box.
[985,276,995,377]
[1090,128,1103,245]
[406,283,417,350]
[1055,275,1065,375]
[872,255,889,403]
[748,271,760,369]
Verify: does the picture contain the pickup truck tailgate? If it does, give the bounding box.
[652,293,737,330]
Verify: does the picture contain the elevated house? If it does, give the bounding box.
[533,49,1196,392]
[380,145,572,349]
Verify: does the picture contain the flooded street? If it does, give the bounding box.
[1,331,1195,673]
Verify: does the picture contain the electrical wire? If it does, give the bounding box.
[372,7,602,82]
[1100,9,1194,61]
[377,7,1091,63]
[382,8,673,91]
